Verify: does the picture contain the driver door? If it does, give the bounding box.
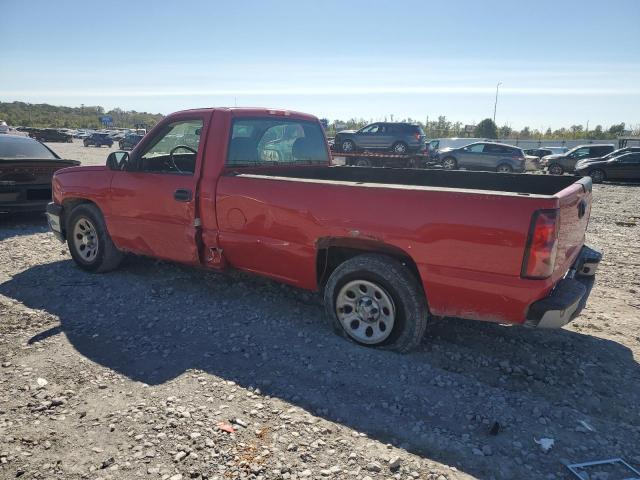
[108,116,206,264]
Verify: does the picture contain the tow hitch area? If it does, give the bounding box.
[526,245,602,328]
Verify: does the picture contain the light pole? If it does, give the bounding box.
[493,82,502,124]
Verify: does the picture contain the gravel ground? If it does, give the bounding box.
[46,139,118,166]
[0,157,639,479]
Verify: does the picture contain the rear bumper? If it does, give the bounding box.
[525,245,602,328]
[0,184,52,213]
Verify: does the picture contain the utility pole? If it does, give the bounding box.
[586,120,589,139]
[493,82,502,124]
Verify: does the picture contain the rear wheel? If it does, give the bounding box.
[355,158,371,167]
[496,163,513,173]
[589,169,606,183]
[67,204,123,273]
[341,139,355,153]
[548,163,563,175]
[441,157,457,170]
[323,254,428,352]
[391,142,408,154]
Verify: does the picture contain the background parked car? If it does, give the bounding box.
[438,141,526,173]
[524,148,554,159]
[576,151,640,183]
[542,144,614,175]
[119,133,144,150]
[576,147,640,183]
[335,122,426,154]
[428,137,488,159]
[28,128,73,143]
[84,133,114,148]
[0,135,80,212]
[0,121,8,134]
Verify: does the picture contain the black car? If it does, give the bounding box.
[0,135,80,213]
[119,133,144,150]
[575,150,640,183]
[334,122,426,154]
[28,128,73,143]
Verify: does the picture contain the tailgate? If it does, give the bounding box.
[554,178,592,277]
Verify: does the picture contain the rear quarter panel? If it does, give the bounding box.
[215,175,560,323]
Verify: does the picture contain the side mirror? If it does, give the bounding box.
[106,151,130,171]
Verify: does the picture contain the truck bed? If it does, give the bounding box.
[235,165,583,197]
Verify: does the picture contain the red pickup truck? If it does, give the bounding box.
[46,108,601,352]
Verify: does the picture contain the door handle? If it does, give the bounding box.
[174,189,192,202]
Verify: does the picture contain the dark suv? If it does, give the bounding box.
[542,144,615,175]
[119,133,144,150]
[29,129,72,143]
[84,133,114,148]
[334,122,426,154]
[438,142,526,173]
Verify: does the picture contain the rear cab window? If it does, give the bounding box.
[227,117,329,166]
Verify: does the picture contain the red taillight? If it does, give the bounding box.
[522,210,558,279]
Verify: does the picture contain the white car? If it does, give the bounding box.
[0,121,9,134]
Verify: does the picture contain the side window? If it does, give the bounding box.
[573,148,590,158]
[138,119,203,175]
[468,143,485,153]
[621,153,640,163]
[361,124,379,134]
[227,118,329,166]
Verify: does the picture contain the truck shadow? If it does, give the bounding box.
[2,257,639,479]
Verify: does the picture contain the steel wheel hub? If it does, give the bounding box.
[73,217,99,262]
[336,280,396,344]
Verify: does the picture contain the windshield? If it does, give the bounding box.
[0,137,58,159]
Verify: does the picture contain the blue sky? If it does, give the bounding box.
[2,0,639,129]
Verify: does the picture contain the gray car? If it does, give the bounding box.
[334,122,426,154]
[541,144,615,175]
[438,141,526,173]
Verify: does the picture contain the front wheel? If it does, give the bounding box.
[548,163,563,175]
[589,169,606,183]
[341,139,355,153]
[496,163,513,173]
[441,157,457,170]
[323,254,429,352]
[67,204,123,273]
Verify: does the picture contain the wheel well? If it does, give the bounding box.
[316,240,422,291]
[61,198,97,232]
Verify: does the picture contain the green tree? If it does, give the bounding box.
[520,126,532,138]
[608,123,625,137]
[473,118,498,138]
[498,125,512,138]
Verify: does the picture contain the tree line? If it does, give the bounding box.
[1,101,634,140]
[0,101,164,129]
[324,116,635,140]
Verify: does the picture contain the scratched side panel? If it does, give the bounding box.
[215,174,559,323]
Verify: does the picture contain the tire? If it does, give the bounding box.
[496,163,513,173]
[589,169,606,183]
[391,142,408,154]
[355,158,371,167]
[441,157,457,170]
[323,254,429,352]
[66,204,123,273]
[341,139,355,153]
[548,163,563,175]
